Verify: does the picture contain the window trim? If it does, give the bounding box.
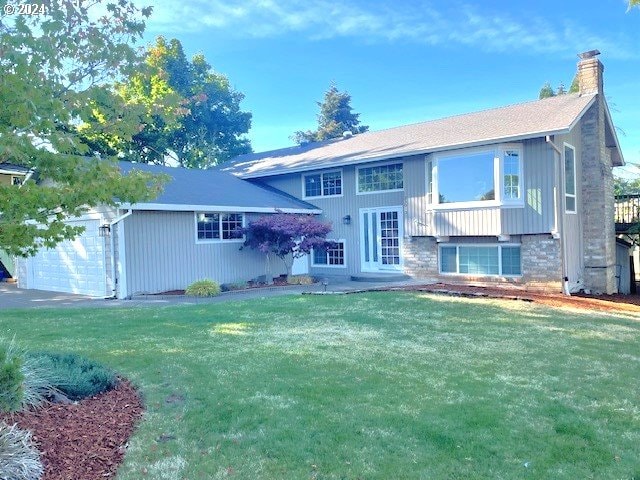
[302,169,344,199]
[356,162,404,195]
[195,212,245,244]
[438,243,522,278]
[428,144,524,209]
[311,239,347,268]
[564,143,577,214]
[11,175,23,186]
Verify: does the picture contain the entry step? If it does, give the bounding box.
[350,273,411,283]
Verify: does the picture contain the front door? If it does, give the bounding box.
[360,207,403,272]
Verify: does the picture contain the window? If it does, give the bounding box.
[431,145,523,207]
[303,170,342,198]
[312,241,345,267]
[11,176,23,186]
[196,213,244,241]
[439,244,521,276]
[564,144,576,213]
[357,163,403,193]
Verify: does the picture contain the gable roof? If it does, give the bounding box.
[223,93,600,178]
[118,161,320,213]
[0,163,30,175]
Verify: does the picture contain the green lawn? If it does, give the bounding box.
[2,292,639,479]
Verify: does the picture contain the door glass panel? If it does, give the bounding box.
[363,213,369,262]
[372,213,378,262]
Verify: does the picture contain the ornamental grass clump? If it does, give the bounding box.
[0,347,24,413]
[185,279,221,297]
[0,421,43,480]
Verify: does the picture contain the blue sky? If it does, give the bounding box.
[137,0,639,176]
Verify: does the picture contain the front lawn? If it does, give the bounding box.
[2,293,639,479]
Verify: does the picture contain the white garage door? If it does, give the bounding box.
[27,218,108,297]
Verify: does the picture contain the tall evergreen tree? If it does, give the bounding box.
[292,83,369,144]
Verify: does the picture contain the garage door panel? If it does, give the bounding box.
[27,219,107,297]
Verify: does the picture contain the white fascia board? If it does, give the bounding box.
[121,202,322,214]
[235,129,574,179]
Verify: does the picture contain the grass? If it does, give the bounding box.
[1,292,639,479]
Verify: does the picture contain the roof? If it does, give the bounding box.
[223,93,599,178]
[0,163,30,175]
[118,162,320,213]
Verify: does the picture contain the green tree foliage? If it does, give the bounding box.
[538,75,579,99]
[114,36,252,168]
[629,0,639,8]
[292,83,369,144]
[614,175,640,196]
[0,0,165,256]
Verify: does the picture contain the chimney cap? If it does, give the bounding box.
[578,49,601,60]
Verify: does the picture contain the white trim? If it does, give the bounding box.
[194,212,246,244]
[359,206,404,272]
[356,162,404,195]
[563,143,577,214]
[116,214,128,299]
[311,239,347,268]
[438,243,523,278]
[121,202,321,214]
[301,169,344,200]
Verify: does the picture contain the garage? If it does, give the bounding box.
[25,218,109,297]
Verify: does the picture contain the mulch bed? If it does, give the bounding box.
[0,380,143,480]
[388,283,640,314]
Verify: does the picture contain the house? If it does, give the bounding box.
[222,50,623,294]
[15,50,623,297]
[0,163,31,280]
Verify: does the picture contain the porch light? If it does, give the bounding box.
[342,214,351,225]
[98,224,111,237]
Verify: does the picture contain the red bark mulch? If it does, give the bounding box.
[389,283,640,314]
[0,380,143,480]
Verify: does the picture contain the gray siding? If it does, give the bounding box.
[123,211,286,296]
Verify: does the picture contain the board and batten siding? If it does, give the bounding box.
[123,211,286,296]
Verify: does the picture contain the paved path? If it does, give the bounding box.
[0,277,427,310]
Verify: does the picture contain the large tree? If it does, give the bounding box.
[112,36,252,168]
[292,83,369,145]
[0,0,165,257]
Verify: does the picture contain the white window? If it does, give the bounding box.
[564,144,576,213]
[439,244,521,276]
[430,145,523,208]
[312,240,346,267]
[303,170,342,198]
[357,163,403,194]
[11,176,23,186]
[196,213,244,242]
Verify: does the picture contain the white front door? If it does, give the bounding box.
[360,207,403,272]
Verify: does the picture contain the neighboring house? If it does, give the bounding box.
[0,163,31,279]
[16,163,319,298]
[222,51,623,294]
[15,50,624,297]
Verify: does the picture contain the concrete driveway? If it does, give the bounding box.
[0,282,101,310]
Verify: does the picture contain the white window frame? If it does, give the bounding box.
[302,169,343,199]
[11,175,23,186]
[429,144,524,209]
[195,212,245,244]
[438,243,522,277]
[311,239,347,268]
[564,143,577,214]
[356,162,404,195]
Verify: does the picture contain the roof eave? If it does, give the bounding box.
[121,202,322,215]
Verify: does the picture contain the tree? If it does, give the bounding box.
[630,0,639,8]
[0,0,166,257]
[538,75,579,99]
[114,36,252,168]
[240,214,333,277]
[292,83,369,144]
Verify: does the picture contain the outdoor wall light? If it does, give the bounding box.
[342,214,351,225]
[98,224,111,237]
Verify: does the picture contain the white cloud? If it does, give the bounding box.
[140,0,634,59]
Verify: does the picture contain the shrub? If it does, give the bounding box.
[287,275,315,285]
[0,421,43,480]
[185,279,221,297]
[0,347,24,412]
[220,281,248,292]
[25,352,117,401]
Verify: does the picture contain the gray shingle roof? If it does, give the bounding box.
[223,93,597,178]
[118,162,320,213]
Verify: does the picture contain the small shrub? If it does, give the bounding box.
[0,421,43,480]
[287,275,315,285]
[185,279,221,297]
[25,352,116,401]
[0,347,24,412]
[220,282,248,292]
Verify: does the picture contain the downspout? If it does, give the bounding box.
[109,209,132,299]
[546,136,570,295]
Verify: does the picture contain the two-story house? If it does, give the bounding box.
[16,51,623,298]
[223,51,623,294]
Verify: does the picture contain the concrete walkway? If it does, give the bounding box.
[0,277,427,310]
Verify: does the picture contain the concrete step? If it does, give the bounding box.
[350,273,411,283]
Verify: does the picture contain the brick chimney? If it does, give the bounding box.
[577,49,603,95]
